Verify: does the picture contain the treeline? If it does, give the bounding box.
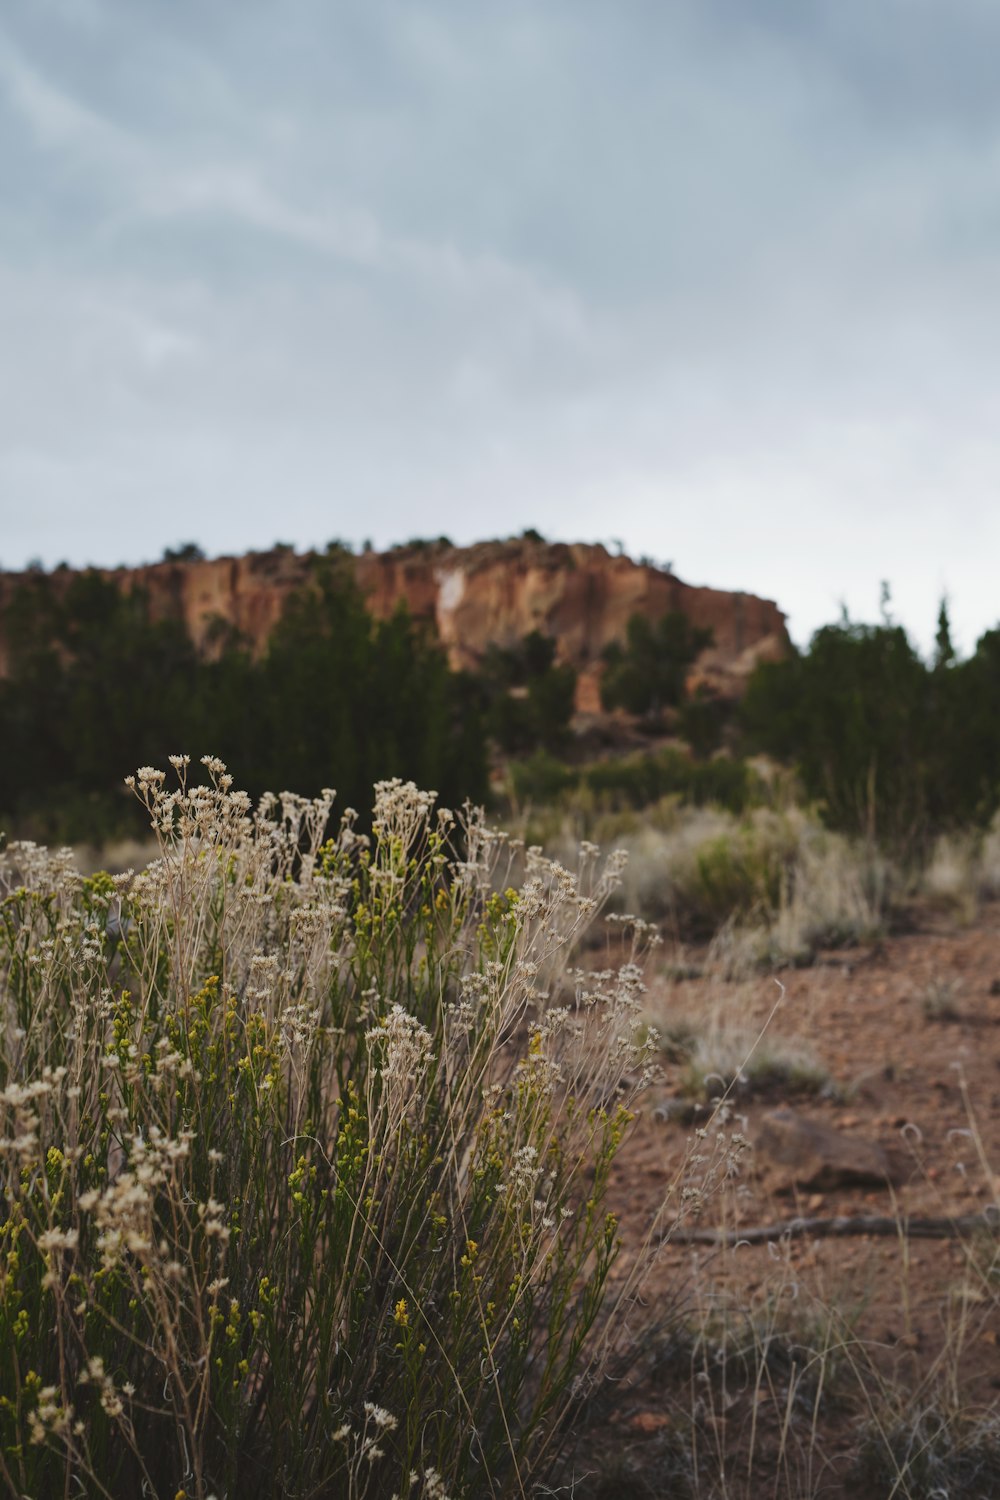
[490,598,1000,853]
[4,556,998,854]
[0,561,487,843]
[741,604,1000,847]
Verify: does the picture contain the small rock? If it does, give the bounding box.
[755,1107,901,1191]
[629,1411,671,1434]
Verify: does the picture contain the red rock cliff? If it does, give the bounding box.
[0,539,790,712]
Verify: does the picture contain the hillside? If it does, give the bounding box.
[0,538,789,713]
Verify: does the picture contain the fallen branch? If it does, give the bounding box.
[664,1210,1000,1247]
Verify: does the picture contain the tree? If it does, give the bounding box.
[933,598,955,671]
[0,572,205,840]
[476,631,577,756]
[742,620,929,844]
[740,604,1000,847]
[600,612,713,723]
[0,559,489,842]
[251,559,487,819]
[161,542,205,563]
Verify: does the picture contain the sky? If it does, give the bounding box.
[2,0,1000,654]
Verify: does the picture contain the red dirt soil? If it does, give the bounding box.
[576,907,1000,1497]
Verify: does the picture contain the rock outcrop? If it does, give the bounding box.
[0,538,790,711]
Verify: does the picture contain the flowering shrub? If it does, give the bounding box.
[0,758,657,1498]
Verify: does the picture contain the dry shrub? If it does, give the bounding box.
[0,757,674,1500]
[920,814,1000,920]
[593,806,888,968]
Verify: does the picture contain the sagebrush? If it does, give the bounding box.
[0,758,663,1499]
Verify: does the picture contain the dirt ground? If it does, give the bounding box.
[569,904,1000,1498]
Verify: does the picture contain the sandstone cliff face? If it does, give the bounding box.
[356,539,789,711]
[0,539,789,711]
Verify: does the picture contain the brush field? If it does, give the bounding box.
[3,767,1000,1498]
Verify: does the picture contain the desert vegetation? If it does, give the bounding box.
[0,757,709,1498]
[741,601,1000,847]
[0,561,487,846]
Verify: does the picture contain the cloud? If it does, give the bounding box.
[2,1,1000,653]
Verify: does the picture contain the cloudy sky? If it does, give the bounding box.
[2,0,999,652]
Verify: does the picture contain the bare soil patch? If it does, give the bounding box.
[570,905,1000,1497]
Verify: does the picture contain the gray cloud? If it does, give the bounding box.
[2,0,1000,652]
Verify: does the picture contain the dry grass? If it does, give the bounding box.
[645,979,831,1109]
[510,800,891,970]
[919,817,1000,921]
[572,1138,1000,1500]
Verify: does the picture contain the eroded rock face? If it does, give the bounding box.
[0,538,790,708]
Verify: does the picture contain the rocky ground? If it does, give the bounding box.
[568,905,1000,1498]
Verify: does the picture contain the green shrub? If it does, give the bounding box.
[0,760,654,1499]
[692,830,784,926]
[510,749,757,818]
[608,803,888,956]
[676,688,732,760]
